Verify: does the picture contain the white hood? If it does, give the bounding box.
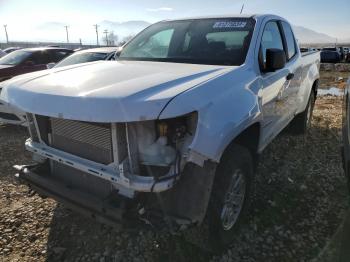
[1,60,234,122]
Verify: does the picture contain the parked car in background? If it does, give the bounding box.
[346,53,350,63]
[52,47,118,68]
[3,47,21,54]
[0,47,73,125]
[344,47,349,55]
[300,47,317,53]
[0,47,73,82]
[339,47,346,60]
[3,14,320,249]
[321,47,342,63]
[0,49,6,58]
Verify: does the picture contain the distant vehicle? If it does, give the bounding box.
[0,47,73,125]
[53,47,118,68]
[0,49,6,58]
[3,47,21,54]
[0,47,73,82]
[321,47,342,63]
[300,47,317,53]
[344,47,349,54]
[346,53,350,63]
[339,47,346,60]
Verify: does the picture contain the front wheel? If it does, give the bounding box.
[206,144,255,251]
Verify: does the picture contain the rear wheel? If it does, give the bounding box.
[289,91,316,135]
[206,144,255,251]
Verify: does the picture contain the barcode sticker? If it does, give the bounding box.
[213,21,247,29]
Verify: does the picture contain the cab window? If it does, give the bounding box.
[281,21,297,60]
[29,51,52,65]
[259,21,284,71]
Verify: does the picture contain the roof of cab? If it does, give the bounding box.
[162,14,281,22]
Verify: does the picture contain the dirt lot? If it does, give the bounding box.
[0,80,349,261]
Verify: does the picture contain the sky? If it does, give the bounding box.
[0,0,349,44]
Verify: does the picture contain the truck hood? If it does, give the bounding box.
[1,60,234,122]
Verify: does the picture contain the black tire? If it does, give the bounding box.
[206,144,255,251]
[289,91,316,135]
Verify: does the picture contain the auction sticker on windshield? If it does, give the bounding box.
[213,21,247,29]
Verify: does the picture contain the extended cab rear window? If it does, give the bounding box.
[119,18,256,66]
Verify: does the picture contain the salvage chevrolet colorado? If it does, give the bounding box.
[0,14,320,248]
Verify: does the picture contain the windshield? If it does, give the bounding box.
[119,18,255,66]
[55,52,110,68]
[0,50,32,65]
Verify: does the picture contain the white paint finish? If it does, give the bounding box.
[159,65,260,162]
[1,14,320,165]
[1,60,231,122]
[0,98,27,126]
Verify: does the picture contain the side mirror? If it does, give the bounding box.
[265,48,286,72]
[46,62,56,69]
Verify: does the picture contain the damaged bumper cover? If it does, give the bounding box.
[14,165,127,229]
[14,162,217,230]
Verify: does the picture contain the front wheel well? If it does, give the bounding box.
[222,123,261,169]
[312,79,319,97]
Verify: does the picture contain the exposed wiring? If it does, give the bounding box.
[150,150,181,193]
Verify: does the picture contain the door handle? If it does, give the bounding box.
[286,73,295,81]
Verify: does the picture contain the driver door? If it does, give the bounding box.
[259,21,293,146]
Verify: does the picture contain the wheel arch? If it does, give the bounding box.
[312,79,319,97]
[220,122,261,168]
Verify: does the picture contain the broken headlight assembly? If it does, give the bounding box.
[136,112,198,178]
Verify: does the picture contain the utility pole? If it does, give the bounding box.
[103,29,108,46]
[3,25,9,43]
[64,25,69,43]
[240,4,245,14]
[93,24,99,46]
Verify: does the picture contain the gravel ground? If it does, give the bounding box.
[0,95,348,262]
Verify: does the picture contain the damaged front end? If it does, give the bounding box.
[15,112,217,231]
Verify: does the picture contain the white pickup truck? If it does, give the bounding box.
[1,14,320,248]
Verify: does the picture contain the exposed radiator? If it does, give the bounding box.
[50,118,113,164]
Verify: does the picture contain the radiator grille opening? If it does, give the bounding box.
[50,118,113,164]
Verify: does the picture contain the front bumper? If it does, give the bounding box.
[14,164,139,229]
[25,139,178,193]
[14,164,194,231]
